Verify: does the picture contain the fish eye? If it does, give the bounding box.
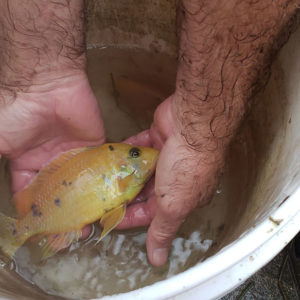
[129,147,141,158]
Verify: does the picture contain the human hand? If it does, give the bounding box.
[0,0,105,194]
[0,73,105,243]
[118,0,298,267]
[119,95,226,266]
[0,73,105,194]
[0,0,105,246]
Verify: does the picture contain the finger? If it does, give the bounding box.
[132,177,155,204]
[81,225,92,239]
[117,195,157,229]
[116,202,151,229]
[146,209,185,266]
[145,135,201,266]
[149,96,176,149]
[124,130,152,147]
[10,169,37,193]
[117,177,155,229]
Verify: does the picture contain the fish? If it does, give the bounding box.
[0,143,158,259]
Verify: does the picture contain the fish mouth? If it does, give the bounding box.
[132,165,156,188]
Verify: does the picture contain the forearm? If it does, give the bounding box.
[175,0,299,153]
[0,0,86,100]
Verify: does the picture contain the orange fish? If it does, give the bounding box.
[0,143,158,259]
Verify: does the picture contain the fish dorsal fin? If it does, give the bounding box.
[13,147,88,218]
[35,147,87,186]
[97,204,126,243]
[38,230,82,260]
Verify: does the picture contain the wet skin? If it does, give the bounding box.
[0,0,298,267]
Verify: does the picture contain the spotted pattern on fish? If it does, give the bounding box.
[31,204,39,217]
[54,198,61,207]
[0,143,159,259]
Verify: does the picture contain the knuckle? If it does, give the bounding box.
[152,229,173,244]
[157,192,198,220]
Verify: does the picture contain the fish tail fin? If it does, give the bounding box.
[0,213,26,258]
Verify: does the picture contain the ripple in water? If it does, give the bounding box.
[12,227,212,299]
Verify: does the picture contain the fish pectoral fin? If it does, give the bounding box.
[38,230,82,260]
[97,204,126,243]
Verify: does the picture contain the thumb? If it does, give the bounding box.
[146,134,200,266]
[145,132,224,266]
[146,205,185,266]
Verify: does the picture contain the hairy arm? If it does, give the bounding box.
[121,0,299,266]
[175,0,299,152]
[0,0,104,192]
[0,0,86,100]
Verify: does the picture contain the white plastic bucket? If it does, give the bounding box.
[88,1,300,298]
[0,1,299,299]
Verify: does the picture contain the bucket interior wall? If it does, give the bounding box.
[0,1,299,299]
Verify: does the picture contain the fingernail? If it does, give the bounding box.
[152,248,168,266]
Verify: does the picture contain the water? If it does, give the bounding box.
[87,46,177,141]
[0,46,254,299]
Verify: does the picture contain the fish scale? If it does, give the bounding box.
[0,143,158,259]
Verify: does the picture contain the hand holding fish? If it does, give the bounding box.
[0,1,105,194]
[0,0,108,258]
[119,0,298,267]
[0,0,159,261]
[0,142,158,259]
[0,0,296,267]
[0,74,105,194]
[119,96,225,266]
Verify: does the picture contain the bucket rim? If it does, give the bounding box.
[99,187,300,300]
